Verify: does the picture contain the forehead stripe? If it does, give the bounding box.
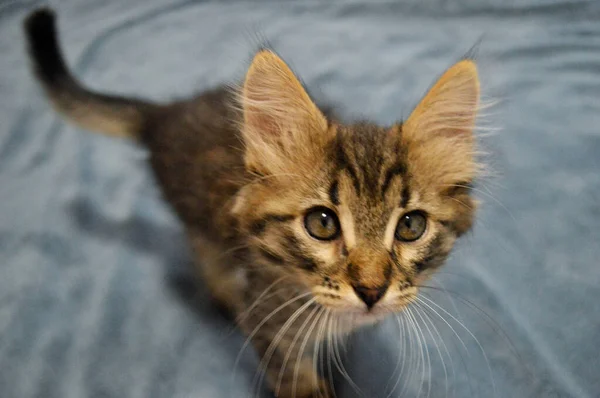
[329,179,340,205]
[334,138,361,194]
[400,183,411,208]
[381,162,407,196]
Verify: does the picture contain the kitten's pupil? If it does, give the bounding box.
[395,211,427,242]
[319,213,329,228]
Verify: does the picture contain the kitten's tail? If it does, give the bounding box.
[24,8,155,139]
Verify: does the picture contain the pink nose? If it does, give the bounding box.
[352,285,388,309]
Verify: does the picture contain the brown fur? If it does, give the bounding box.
[25,8,481,397]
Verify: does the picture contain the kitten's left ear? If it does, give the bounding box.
[402,60,481,184]
[240,50,329,175]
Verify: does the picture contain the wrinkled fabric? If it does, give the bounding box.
[1,1,599,397]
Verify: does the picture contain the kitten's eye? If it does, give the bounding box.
[304,207,340,241]
[395,211,427,242]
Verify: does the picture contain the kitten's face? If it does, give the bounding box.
[234,50,479,320]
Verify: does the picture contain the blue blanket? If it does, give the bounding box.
[1,1,599,397]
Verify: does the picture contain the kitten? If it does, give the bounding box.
[24,8,480,398]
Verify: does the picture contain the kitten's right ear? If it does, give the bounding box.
[401,60,481,185]
[239,50,330,175]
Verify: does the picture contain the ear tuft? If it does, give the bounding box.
[240,50,329,174]
[405,59,480,139]
[402,60,482,186]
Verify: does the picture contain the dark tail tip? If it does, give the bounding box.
[24,8,70,85]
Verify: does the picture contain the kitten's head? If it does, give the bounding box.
[233,50,480,320]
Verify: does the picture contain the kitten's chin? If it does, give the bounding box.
[329,307,390,326]
[329,310,387,329]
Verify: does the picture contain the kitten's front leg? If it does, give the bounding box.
[239,298,333,398]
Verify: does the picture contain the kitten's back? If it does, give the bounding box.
[142,89,246,239]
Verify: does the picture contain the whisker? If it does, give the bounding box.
[410,308,425,398]
[281,309,320,389]
[293,307,326,398]
[418,295,497,398]
[232,292,313,387]
[413,303,449,398]
[236,275,290,324]
[448,196,476,212]
[428,274,487,331]
[428,277,468,350]
[413,296,477,397]
[341,316,352,354]
[313,309,329,398]
[399,307,421,397]
[398,310,416,397]
[385,314,407,398]
[414,297,469,354]
[419,301,457,398]
[419,284,527,373]
[236,288,287,326]
[271,300,320,396]
[214,243,250,261]
[325,311,338,398]
[383,315,401,396]
[331,316,362,395]
[407,307,430,398]
[419,298,475,398]
[441,183,516,223]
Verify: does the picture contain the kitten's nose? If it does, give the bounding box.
[353,284,388,309]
